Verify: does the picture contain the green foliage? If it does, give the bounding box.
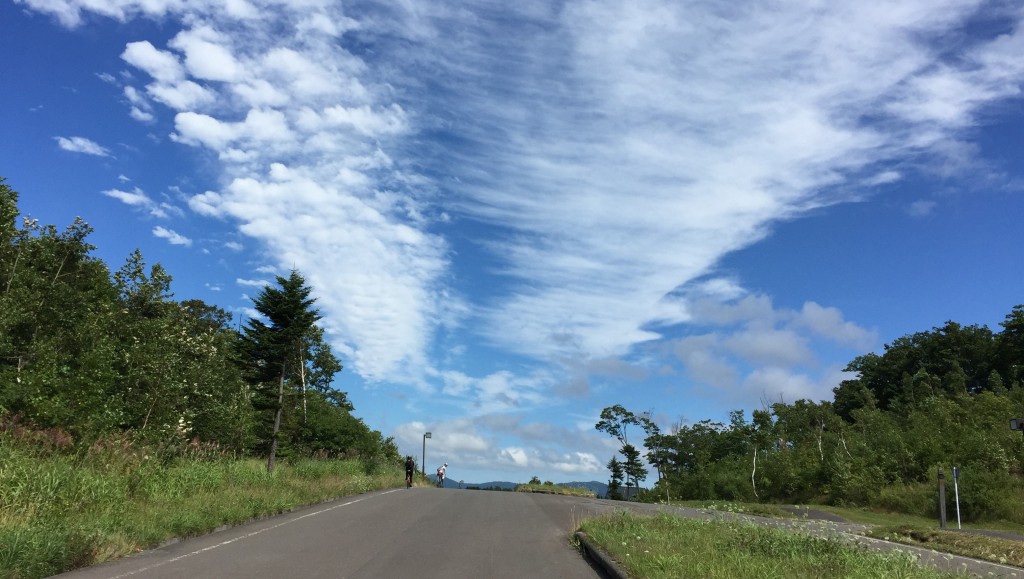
[602,302,1024,523]
[606,456,624,499]
[0,177,394,470]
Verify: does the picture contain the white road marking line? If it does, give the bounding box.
[104,489,401,579]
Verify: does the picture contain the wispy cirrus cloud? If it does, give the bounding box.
[403,0,1024,367]
[54,136,109,156]
[23,0,1024,401]
[102,187,181,219]
[235,278,270,288]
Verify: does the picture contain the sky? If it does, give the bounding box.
[3,0,1024,485]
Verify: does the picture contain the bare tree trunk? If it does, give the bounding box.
[840,433,854,459]
[267,368,286,474]
[4,246,19,294]
[751,447,759,500]
[817,421,824,462]
[662,467,670,503]
[141,392,157,430]
[299,345,307,425]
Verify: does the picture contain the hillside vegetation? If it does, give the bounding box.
[0,177,405,576]
[598,306,1024,525]
[0,177,398,464]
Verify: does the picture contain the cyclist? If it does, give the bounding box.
[405,456,415,488]
[436,463,447,487]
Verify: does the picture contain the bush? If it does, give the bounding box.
[953,469,1024,523]
[872,483,936,518]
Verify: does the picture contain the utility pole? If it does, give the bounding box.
[422,432,432,479]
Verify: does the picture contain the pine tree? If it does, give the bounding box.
[606,456,624,500]
[242,270,321,473]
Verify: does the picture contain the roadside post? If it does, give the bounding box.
[422,432,431,480]
[937,468,947,529]
[953,466,961,530]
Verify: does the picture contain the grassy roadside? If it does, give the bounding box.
[865,526,1024,568]
[515,483,596,497]
[577,511,963,579]
[0,436,403,579]
[674,500,1024,570]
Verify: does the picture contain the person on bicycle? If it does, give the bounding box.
[436,463,447,487]
[405,456,415,488]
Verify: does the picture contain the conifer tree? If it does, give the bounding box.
[242,270,320,473]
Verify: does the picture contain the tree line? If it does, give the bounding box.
[0,177,399,469]
[597,307,1024,522]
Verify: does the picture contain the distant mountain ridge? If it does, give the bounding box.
[439,478,609,497]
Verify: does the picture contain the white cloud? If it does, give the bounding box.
[499,447,529,468]
[907,199,938,218]
[671,294,876,403]
[102,187,177,218]
[865,170,902,186]
[393,415,610,480]
[674,335,740,390]
[395,0,1024,370]
[54,136,109,156]
[724,329,814,368]
[794,302,877,350]
[29,1,1024,456]
[169,26,243,82]
[152,225,192,246]
[121,41,183,84]
[236,278,270,288]
[743,367,822,405]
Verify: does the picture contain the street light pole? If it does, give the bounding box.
[422,432,432,479]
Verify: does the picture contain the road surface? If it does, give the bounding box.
[54,488,1024,578]
[55,488,613,579]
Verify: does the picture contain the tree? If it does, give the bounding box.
[0,182,121,435]
[846,322,996,410]
[596,404,642,490]
[596,405,638,447]
[299,324,346,424]
[832,379,876,422]
[242,270,321,473]
[641,417,672,502]
[606,456,624,500]
[997,305,1024,388]
[621,443,646,498]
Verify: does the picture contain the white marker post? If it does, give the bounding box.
[953,466,961,530]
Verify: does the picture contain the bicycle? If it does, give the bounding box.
[406,472,413,488]
[436,474,445,488]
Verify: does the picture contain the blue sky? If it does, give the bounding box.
[3,0,1024,485]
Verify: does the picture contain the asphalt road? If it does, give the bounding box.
[54,488,615,579]
[53,489,1024,578]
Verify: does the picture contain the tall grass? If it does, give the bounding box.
[0,433,403,579]
[578,511,964,579]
